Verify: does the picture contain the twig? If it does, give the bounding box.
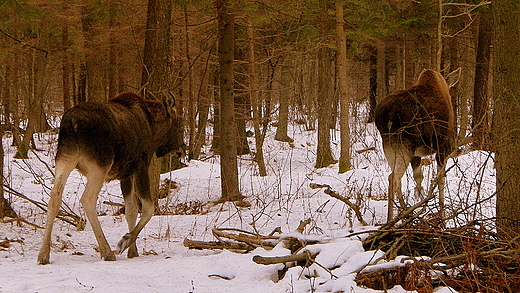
[3,184,84,228]
[2,217,43,229]
[0,28,49,56]
[310,183,368,226]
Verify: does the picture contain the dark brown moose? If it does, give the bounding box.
[375,69,460,222]
[38,92,184,264]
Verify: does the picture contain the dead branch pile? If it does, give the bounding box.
[313,182,520,292]
[184,219,322,280]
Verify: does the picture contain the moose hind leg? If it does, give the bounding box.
[38,158,76,265]
[384,141,411,221]
[411,156,425,200]
[120,177,139,258]
[436,154,448,218]
[80,165,115,261]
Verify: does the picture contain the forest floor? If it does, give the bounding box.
[0,111,496,292]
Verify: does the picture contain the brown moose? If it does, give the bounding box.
[38,92,184,264]
[375,69,460,222]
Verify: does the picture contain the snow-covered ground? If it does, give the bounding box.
[0,112,495,292]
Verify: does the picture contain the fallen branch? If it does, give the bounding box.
[310,183,368,226]
[3,184,85,229]
[183,238,254,251]
[253,250,315,265]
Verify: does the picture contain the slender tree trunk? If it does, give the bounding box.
[314,0,334,169]
[472,8,492,150]
[336,0,351,173]
[274,86,293,142]
[368,47,377,123]
[108,0,118,99]
[247,18,267,176]
[435,0,443,72]
[191,61,212,160]
[233,47,251,156]
[62,0,72,110]
[82,4,105,103]
[0,128,16,218]
[216,0,242,202]
[183,3,197,160]
[77,62,87,104]
[376,43,388,102]
[315,46,335,169]
[15,50,47,159]
[211,68,221,152]
[493,0,520,238]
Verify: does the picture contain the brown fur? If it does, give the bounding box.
[38,92,184,264]
[375,69,456,222]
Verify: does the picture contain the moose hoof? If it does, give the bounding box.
[127,249,139,259]
[117,233,132,254]
[103,253,117,261]
[37,255,50,265]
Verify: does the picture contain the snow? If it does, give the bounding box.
[0,112,494,292]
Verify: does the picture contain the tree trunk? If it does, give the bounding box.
[376,43,388,102]
[493,0,520,238]
[140,0,174,209]
[211,68,221,152]
[183,3,197,160]
[274,86,293,143]
[472,8,492,150]
[336,0,351,173]
[81,4,106,103]
[108,0,119,100]
[15,50,46,159]
[368,47,377,123]
[62,0,72,111]
[216,0,242,202]
[315,46,335,169]
[247,18,267,176]
[0,128,16,219]
[191,62,212,160]
[314,0,334,169]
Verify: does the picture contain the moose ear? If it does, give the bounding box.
[445,67,461,88]
[161,91,176,116]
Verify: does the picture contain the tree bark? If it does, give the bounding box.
[216,0,242,202]
[274,87,293,143]
[81,3,106,103]
[314,0,335,169]
[315,46,335,169]
[336,0,351,173]
[247,18,267,176]
[472,8,492,150]
[62,0,72,110]
[140,0,174,209]
[0,127,16,219]
[493,0,520,238]
[233,47,251,156]
[15,50,48,159]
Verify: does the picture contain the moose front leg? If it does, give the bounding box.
[121,177,139,258]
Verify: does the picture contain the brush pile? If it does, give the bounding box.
[184,183,519,292]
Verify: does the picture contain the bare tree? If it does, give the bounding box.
[216,0,242,202]
[336,0,351,173]
[493,0,520,237]
[472,7,492,150]
[140,0,174,208]
[247,18,267,176]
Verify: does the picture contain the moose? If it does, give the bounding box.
[38,91,185,265]
[375,69,460,222]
